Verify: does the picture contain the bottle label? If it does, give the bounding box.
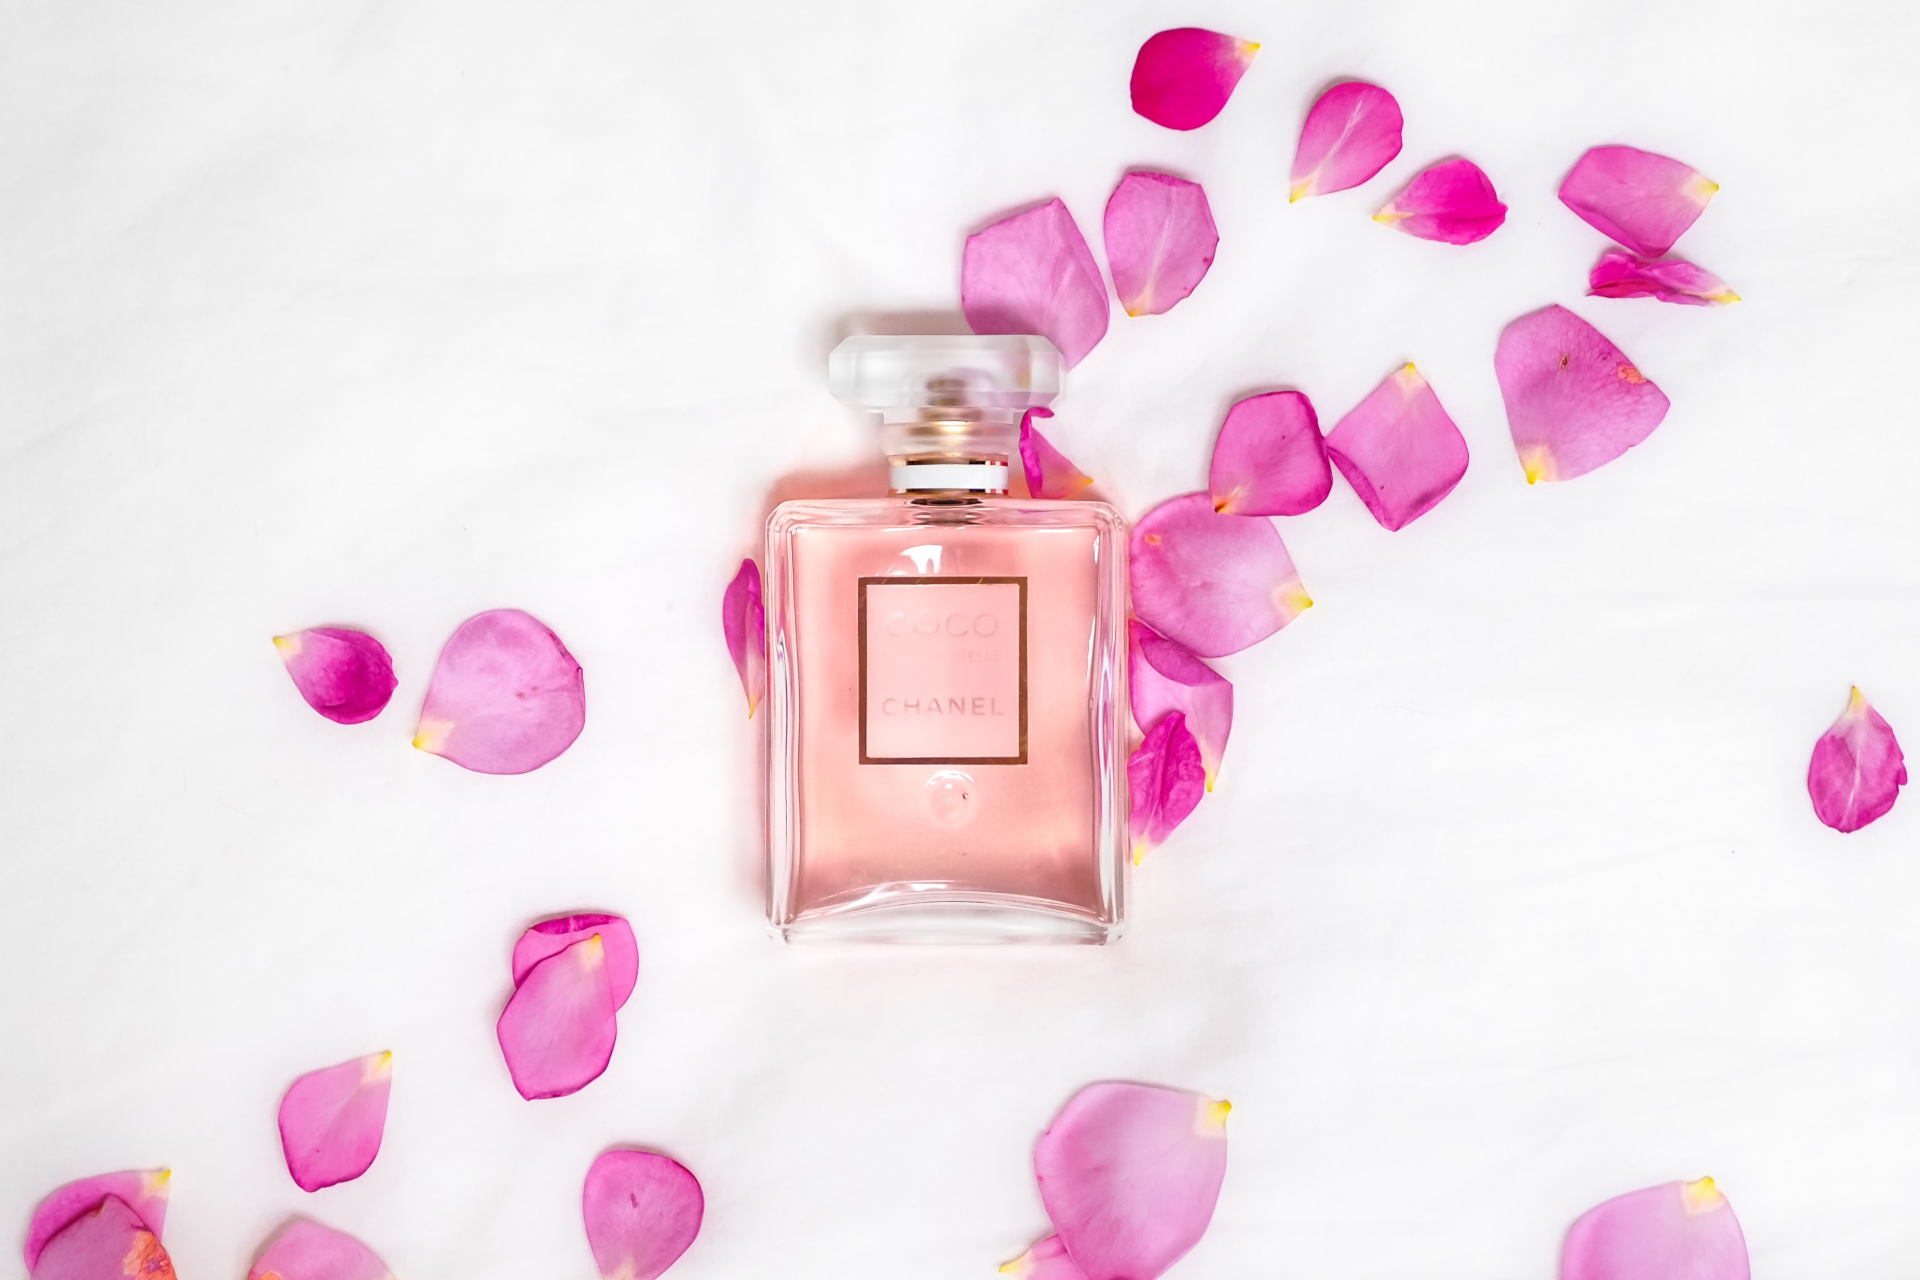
[858,576,1027,764]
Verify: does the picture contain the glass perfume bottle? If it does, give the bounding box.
[766,335,1128,942]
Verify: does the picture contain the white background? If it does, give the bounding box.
[2,1,1916,1276]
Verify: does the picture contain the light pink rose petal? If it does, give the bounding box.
[273,628,397,725]
[1034,1082,1230,1280]
[1290,81,1403,201]
[1560,145,1718,257]
[278,1051,393,1193]
[1129,28,1259,130]
[1208,390,1331,517]
[1588,249,1740,306]
[1130,620,1232,790]
[512,912,639,1008]
[721,559,765,717]
[1375,157,1508,245]
[1130,493,1311,658]
[497,934,618,1100]
[1562,1178,1749,1280]
[413,608,586,774]
[582,1150,704,1280]
[1019,408,1093,499]
[1324,364,1470,531]
[962,199,1110,367]
[1103,172,1219,318]
[1000,1235,1090,1280]
[23,1171,170,1271]
[1128,712,1206,864]
[30,1196,175,1280]
[1808,687,1907,833]
[1495,304,1671,483]
[246,1220,395,1280]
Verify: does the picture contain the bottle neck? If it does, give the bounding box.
[879,414,1017,495]
[888,454,1010,495]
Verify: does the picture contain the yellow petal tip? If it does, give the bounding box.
[1681,1176,1724,1214]
[272,634,297,655]
[1197,1097,1232,1134]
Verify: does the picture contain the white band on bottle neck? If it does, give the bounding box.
[890,461,1009,493]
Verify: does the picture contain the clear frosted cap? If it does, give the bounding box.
[829,335,1062,421]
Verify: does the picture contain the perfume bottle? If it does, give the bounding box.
[766,335,1128,942]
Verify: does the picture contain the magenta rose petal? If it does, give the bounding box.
[962,199,1110,367]
[1129,28,1259,130]
[1375,157,1508,245]
[1208,390,1331,517]
[273,628,397,725]
[497,934,618,1100]
[277,1051,393,1193]
[1562,1178,1749,1280]
[1035,1082,1230,1280]
[1128,712,1206,864]
[246,1220,396,1280]
[1020,408,1094,499]
[1130,620,1232,791]
[1103,172,1219,318]
[1559,145,1718,257]
[582,1150,704,1280]
[1000,1235,1090,1280]
[1808,687,1907,833]
[721,559,766,717]
[512,912,639,1008]
[413,608,586,775]
[30,1196,174,1280]
[1131,492,1311,658]
[1495,304,1671,483]
[1324,364,1470,531]
[1588,250,1740,306]
[23,1170,170,1271]
[1290,81,1403,201]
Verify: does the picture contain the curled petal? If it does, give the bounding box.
[278,1051,393,1193]
[497,934,618,1100]
[1000,1235,1089,1279]
[512,913,639,1009]
[1129,28,1259,130]
[962,199,1110,367]
[1208,390,1331,517]
[1324,364,1469,531]
[1035,1082,1230,1280]
[273,628,397,725]
[1129,620,1231,790]
[1563,1178,1749,1280]
[31,1196,174,1280]
[721,560,766,717]
[1290,81,1403,201]
[1808,687,1907,833]
[24,1171,170,1271]
[1128,712,1205,864]
[1375,157,1507,245]
[1019,408,1093,499]
[1559,145,1718,257]
[1130,494,1310,658]
[582,1150,704,1280]
[1588,250,1740,306]
[413,608,586,775]
[1103,172,1218,317]
[1495,304,1670,483]
[246,1220,396,1280]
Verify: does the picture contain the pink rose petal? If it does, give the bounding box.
[1808,687,1907,833]
[1034,1082,1230,1280]
[1129,28,1259,131]
[1562,1178,1749,1280]
[1560,145,1718,257]
[23,1170,170,1271]
[30,1196,175,1280]
[582,1150,704,1280]
[413,608,586,775]
[1128,712,1205,864]
[512,912,639,1008]
[1019,408,1094,499]
[1103,171,1219,318]
[246,1220,395,1280]
[1207,390,1331,517]
[721,560,766,717]
[273,628,397,725]
[497,933,618,1100]
[1324,364,1469,531]
[1289,81,1403,201]
[1495,304,1671,483]
[1130,620,1232,790]
[278,1051,393,1193]
[1588,249,1740,306]
[1130,493,1310,658]
[1374,157,1508,245]
[1000,1235,1089,1280]
[962,199,1110,367]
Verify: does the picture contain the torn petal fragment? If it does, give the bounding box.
[23,1170,170,1272]
[722,560,766,717]
[512,912,639,1008]
[497,934,618,1100]
[1808,687,1906,832]
[1208,389,1331,517]
[1559,145,1718,257]
[413,608,586,774]
[1375,157,1507,245]
[246,1220,396,1280]
[1000,1235,1090,1280]
[1324,364,1469,531]
[1588,250,1740,306]
[1129,28,1259,130]
[278,1051,394,1193]
[582,1150,704,1280]
[273,628,397,725]
[1130,493,1311,658]
[1130,620,1232,790]
[1290,81,1403,201]
[30,1196,175,1280]
[1494,304,1670,483]
[1562,1178,1749,1280]
[1020,408,1094,499]
[1128,712,1206,864]
[962,199,1110,367]
[1103,172,1219,317]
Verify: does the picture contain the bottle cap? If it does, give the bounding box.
[829,335,1062,424]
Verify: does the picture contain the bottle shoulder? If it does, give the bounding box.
[769,496,1125,536]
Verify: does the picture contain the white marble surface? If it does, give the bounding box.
[2,1,1917,1276]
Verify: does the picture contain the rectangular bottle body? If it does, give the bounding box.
[766,497,1128,942]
